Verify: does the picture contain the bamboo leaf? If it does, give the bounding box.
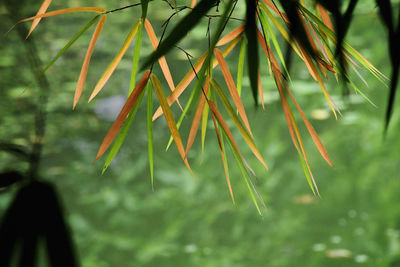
[225,128,264,215]
[299,5,387,82]
[17,7,105,24]
[283,80,333,166]
[236,38,246,97]
[185,77,210,156]
[147,83,154,190]
[275,74,319,196]
[165,76,203,151]
[258,10,290,77]
[258,71,265,110]
[317,4,334,31]
[165,0,235,125]
[26,0,52,39]
[144,19,182,109]
[201,90,210,155]
[245,0,259,104]
[218,129,235,204]
[74,15,106,109]
[152,52,207,121]
[89,19,141,101]
[259,3,303,59]
[41,15,101,76]
[151,74,194,177]
[216,24,245,47]
[214,48,253,137]
[210,111,235,204]
[142,0,218,69]
[207,100,255,176]
[152,11,239,121]
[141,0,149,19]
[211,79,268,171]
[102,84,146,173]
[95,71,151,161]
[129,20,143,94]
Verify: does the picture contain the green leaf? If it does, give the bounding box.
[236,37,246,97]
[165,78,201,151]
[245,0,258,105]
[141,0,149,19]
[218,124,235,204]
[141,0,218,69]
[147,83,154,190]
[40,15,100,76]
[189,0,236,115]
[225,128,262,215]
[129,21,143,94]
[211,79,268,171]
[201,90,210,155]
[102,84,146,174]
[258,9,289,78]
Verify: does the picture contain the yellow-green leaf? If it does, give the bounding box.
[89,19,141,101]
[74,15,106,109]
[151,74,194,177]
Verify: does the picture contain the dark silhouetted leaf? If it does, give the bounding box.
[141,0,217,69]
[245,0,259,105]
[0,171,24,189]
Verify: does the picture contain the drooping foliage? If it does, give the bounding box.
[8,0,396,213]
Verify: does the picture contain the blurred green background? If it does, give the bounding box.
[1,0,400,266]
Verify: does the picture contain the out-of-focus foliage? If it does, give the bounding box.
[1,0,400,266]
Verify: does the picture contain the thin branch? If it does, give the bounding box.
[105,2,143,14]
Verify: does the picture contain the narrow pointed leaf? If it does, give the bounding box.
[102,85,146,173]
[141,0,149,19]
[211,79,268,171]
[165,73,206,151]
[258,10,290,77]
[216,24,245,47]
[17,7,105,24]
[214,48,253,137]
[317,4,334,31]
[95,71,150,161]
[275,74,319,196]
[259,4,303,58]
[155,0,236,123]
[41,15,101,76]
[258,71,265,109]
[237,38,246,97]
[245,0,259,104]
[74,15,106,109]
[210,113,235,204]
[89,19,141,101]
[225,132,263,215]
[151,74,194,177]
[129,20,143,94]
[208,100,255,176]
[147,83,154,189]
[144,19,182,109]
[142,0,218,69]
[26,0,52,39]
[283,80,333,166]
[201,91,210,154]
[152,52,207,121]
[152,19,239,121]
[185,77,210,156]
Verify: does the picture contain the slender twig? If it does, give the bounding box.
[176,46,209,100]
[105,2,143,14]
